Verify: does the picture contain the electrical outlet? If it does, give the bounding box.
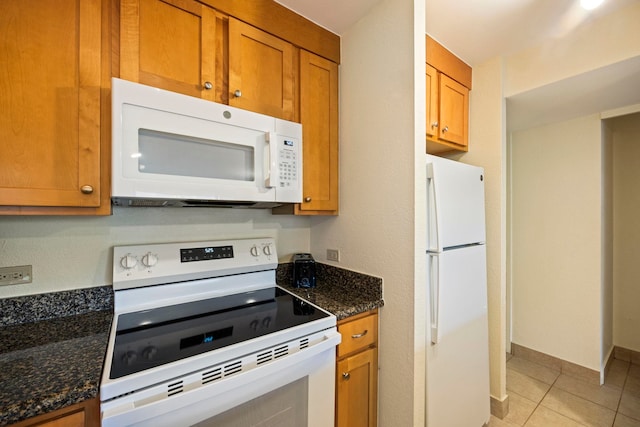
[326,249,340,262]
[0,265,32,286]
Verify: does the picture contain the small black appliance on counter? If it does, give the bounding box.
[293,253,316,288]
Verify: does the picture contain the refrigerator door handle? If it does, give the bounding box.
[428,253,440,344]
[426,163,442,252]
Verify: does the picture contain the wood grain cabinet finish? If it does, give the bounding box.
[335,311,378,427]
[0,0,110,215]
[9,398,100,427]
[297,50,339,214]
[228,17,295,121]
[120,0,219,101]
[426,35,472,154]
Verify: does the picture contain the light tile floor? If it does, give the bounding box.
[489,354,640,427]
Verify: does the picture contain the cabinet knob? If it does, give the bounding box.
[431,121,438,128]
[203,81,213,90]
[80,185,94,194]
[304,197,312,203]
[234,89,242,98]
[442,125,449,133]
[342,372,350,380]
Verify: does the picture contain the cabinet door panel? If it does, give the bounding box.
[438,73,468,147]
[121,0,216,100]
[426,64,438,139]
[299,50,338,212]
[0,0,101,207]
[336,347,378,427]
[228,18,294,121]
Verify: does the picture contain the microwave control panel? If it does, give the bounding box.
[278,140,298,187]
[270,124,302,203]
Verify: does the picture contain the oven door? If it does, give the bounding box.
[101,329,340,427]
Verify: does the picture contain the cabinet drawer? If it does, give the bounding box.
[337,312,377,358]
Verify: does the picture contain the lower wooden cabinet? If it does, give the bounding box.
[335,310,378,427]
[9,398,100,427]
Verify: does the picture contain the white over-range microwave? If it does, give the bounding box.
[111,78,302,208]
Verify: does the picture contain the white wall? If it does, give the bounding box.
[504,2,640,97]
[602,118,614,376]
[310,0,425,424]
[463,57,508,402]
[0,208,310,298]
[612,112,640,353]
[510,114,604,371]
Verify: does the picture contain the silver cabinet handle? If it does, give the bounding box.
[80,185,94,194]
[431,121,438,128]
[342,372,350,380]
[203,81,213,90]
[234,89,242,98]
[351,330,368,339]
[442,125,449,133]
[304,197,312,203]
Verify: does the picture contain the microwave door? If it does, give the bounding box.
[114,103,275,203]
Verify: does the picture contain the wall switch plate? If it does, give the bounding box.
[0,265,32,286]
[326,249,340,262]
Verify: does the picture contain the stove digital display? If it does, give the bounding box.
[180,245,234,262]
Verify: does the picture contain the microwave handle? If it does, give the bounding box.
[265,132,279,188]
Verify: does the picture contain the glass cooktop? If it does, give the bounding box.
[110,287,328,379]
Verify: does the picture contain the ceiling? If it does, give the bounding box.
[277,0,640,130]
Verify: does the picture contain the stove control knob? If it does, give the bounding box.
[142,253,158,267]
[250,319,259,331]
[121,350,137,366]
[120,255,138,269]
[262,244,272,256]
[250,245,259,257]
[142,346,158,360]
[262,316,272,328]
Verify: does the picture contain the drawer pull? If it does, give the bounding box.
[342,372,351,380]
[351,330,368,339]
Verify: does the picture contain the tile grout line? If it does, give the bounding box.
[611,360,631,426]
[520,373,560,426]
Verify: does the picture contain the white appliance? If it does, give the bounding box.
[111,78,302,208]
[425,154,490,426]
[100,238,340,427]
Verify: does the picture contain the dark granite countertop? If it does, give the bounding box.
[0,287,113,427]
[0,264,382,425]
[277,262,384,320]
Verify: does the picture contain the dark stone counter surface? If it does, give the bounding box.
[0,287,113,426]
[277,262,384,320]
[0,264,382,425]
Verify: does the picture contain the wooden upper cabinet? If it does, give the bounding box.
[438,73,468,147]
[228,17,295,121]
[426,64,438,140]
[120,0,219,101]
[426,35,471,154]
[298,50,339,213]
[0,0,108,214]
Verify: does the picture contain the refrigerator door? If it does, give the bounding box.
[426,244,490,427]
[426,154,486,251]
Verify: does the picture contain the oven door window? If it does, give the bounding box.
[195,378,308,427]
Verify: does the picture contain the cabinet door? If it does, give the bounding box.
[299,50,339,213]
[0,0,102,208]
[120,0,217,100]
[336,347,378,427]
[426,64,439,139]
[228,17,295,121]
[438,73,469,148]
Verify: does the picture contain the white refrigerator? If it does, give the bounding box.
[425,154,490,426]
